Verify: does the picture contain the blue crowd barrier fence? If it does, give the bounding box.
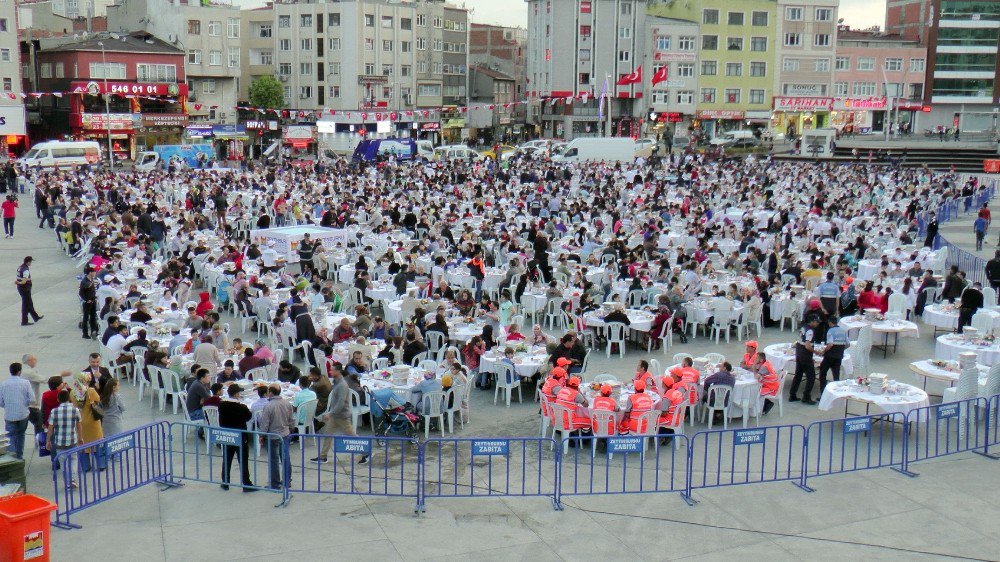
[902,397,994,474]
[419,437,560,511]
[51,422,178,529]
[286,434,421,507]
[987,395,1000,457]
[802,413,909,490]
[687,424,810,499]
[559,434,692,506]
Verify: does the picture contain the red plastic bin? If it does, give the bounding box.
[0,494,57,562]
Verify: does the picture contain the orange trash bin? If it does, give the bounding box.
[0,494,57,562]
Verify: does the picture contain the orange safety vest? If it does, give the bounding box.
[591,395,618,434]
[634,371,655,390]
[757,361,779,396]
[671,366,700,384]
[541,377,561,401]
[626,392,654,420]
[555,387,580,411]
[658,394,686,425]
[741,353,756,368]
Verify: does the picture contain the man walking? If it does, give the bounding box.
[0,362,34,459]
[256,384,294,490]
[1,194,16,238]
[15,256,43,326]
[47,389,82,487]
[79,267,99,339]
[986,251,1000,294]
[974,214,988,251]
[312,363,369,464]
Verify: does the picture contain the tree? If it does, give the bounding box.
[248,75,285,109]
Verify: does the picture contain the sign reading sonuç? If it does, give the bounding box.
[773,97,834,111]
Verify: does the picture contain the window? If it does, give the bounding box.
[418,84,441,97]
[834,82,849,96]
[188,49,202,64]
[227,18,239,38]
[701,88,716,103]
[279,39,290,51]
[433,39,443,51]
[300,86,312,99]
[814,34,831,47]
[752,11,768,26]
[580,0,591,13]
[619,27,631,38]
[381,15,393,28]
[55,63,64,78]
[40,63,52,79]
[278,15,290,28]
[701,61,717,75]
[618,50,630,62]
[884,58,903,71]
[620,2,631,15]
[726,62,742,76]
[278,63,291,75]
[417,38,426,50]
[257,23,272,38]
[330,86,340,98]
[383,40,393,52]
[136,63,177,83]
[432,16,442,28]
[727,37,743,50]
[579,49,591,61]
[785,7,803,20]
[910,58,925,72]
[401,41,411,53]
[382,64,393,76]
[228,48,239,68]
[331,62,340,75]
[209,50,222,66]
[301,38,313,51]
[257,50,273,65]
[815,8,833,21]
[417,61,427,73]
[0,19,7,32]
[365,38,375,51]
[908,83,923,99]
[652,92,669,105]
[2,78,11,92]
[784,33,801,46]
[329,13,340,26]
[783,58,800,71]
[702,35,717,50]
[749,89,765,104]
[678,36,695,50]
[703,9,719,24]
[814,59,829,72]
[283,86,291,100]
[365,14,375,27]
[401,65,411,77]
[857,57,875,71]
[208,20,221,36]
[883,83,902,97]
[750,61,766,77]
[202,79,216,94]
[724,88,741,103]
[188,19,201,34]
[300,63,312,75]
[299,14,312,27]
[728,12,744,25]
[89,62,126,79]
[853,81,876,96]
[401,17,412,30]
[329,38,340,50]
[750,36,767,51]
[677,63,694,77]
[676,90,694,104]
[835,56,850,71]
[364,63,375,75]
[416,14,426,26]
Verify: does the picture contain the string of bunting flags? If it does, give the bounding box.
[4,91,185,104]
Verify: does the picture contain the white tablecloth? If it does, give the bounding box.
[480,347,548,378]
[762,343,855,376]
[819,380,929,416]
[922,304,1000,333]
[909,359,989,387]
[934,334,1000,366]
[583,309,655,333]
[839,317,920,345]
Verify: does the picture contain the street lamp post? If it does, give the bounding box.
[98,41,113,171]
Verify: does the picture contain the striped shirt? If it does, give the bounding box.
[49,402,81,448]
[0,375,33,421]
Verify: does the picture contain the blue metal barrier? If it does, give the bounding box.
[902,397,993,474]
[560,434,692,506]
[51,422,178,529]
[286,434,421,507]
[687,425,809,500]
[802,413,910,490]
[168,422,286,501]
[420,437,560,511]
[987,395,1000,457]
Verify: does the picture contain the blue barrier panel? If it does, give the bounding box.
[168,422,286,501]
[51,422,178,529]
[286,434,420,507]
[985,394,1000,457]
[903,397,993,474]
[802,413,909,490]
[687,425,808,499]
[560,434,692,506]
[420,437,560,511]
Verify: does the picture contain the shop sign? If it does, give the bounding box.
[895,100,924,111]
[212,124,246,136]
[653,52,696,62]
[245,120,277,130]
[284,125,315,140]
[81,113,139,130]
[142,114,189,127]
[697,110,744,120]
[73,81,187,97]
[358,75,389,84]
[837,97,888,110]
[0,105,26,135]
[773,97,834,111]
[186,124,213,137]
[421,122,440,131]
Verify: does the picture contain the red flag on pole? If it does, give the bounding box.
[651,65,668,86]
[616,66,642,86]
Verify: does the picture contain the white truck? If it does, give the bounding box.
[550,137,639,163]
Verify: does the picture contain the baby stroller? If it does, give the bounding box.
[367,388,421,443]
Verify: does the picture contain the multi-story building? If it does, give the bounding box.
[526,0,648,139]
[0,1,26,154]
[646,16,699,133]
[107,0,241,125]
[833,28,926,135]
[771,0,838,138]
[467,65,516,140]
[649,0,776,137]
[239,6,273,102]
[51,0,116,20]
[886,0,1000,131]
[470,23,527,131]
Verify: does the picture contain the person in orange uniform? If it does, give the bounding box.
[632,360,656,390]
[540,367,567,403]
[669,356,700,385]
[554,376,591,438]
[740,341,758,369]
[619,379,655,434]
[751,351,780,415]
[655,389,687,444]
[590,384,618,435]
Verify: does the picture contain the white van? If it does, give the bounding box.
[550,137,638,163]
[433,144,483,162]
[20,141,102,169]
[710,130,757,146]
[415,140,434,160]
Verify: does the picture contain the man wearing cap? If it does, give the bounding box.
[591,384,618,435]
[656,389,686,439]
[752,352,781,414]
[540,366,567,402]
[619,379,655,434]
[218,384,255,491]
[15,256,43,326]
[740,341,758,369]
[554,376,591,437]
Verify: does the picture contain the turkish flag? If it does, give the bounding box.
[616,66,642,86]
[651,65,668,86]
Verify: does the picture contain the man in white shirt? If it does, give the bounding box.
[260,242,283,273]
[106,325,130,358]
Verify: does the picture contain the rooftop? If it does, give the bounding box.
[39,31,183,54]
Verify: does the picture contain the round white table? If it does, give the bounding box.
[922,304,1000,333]
[934,334,1000,366]
[480,347,549,379]
[839,317,919,357]
[583,309,655,333]
[909,359,990,392]
[819,380,929,417]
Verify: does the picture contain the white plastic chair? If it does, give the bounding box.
[772,371,789,418]
[295,399,318,450]
[426,331,445,355]
[590,410,618,458]
[245,366,269,381]
[179,391,204,440]
[780,299,799,331]
[410,351,429,367]
[650,319,673,354]
[702,385,732,430]
[350,389,370,429]
[885,293,907,321]
[705,352,726,365]
[654,406,686,451]
[672,353,693,365]
[605,321,628,358]
[493,362,523,406]
[739,381,763,428]
[539,394,553,438]
[444,385,464,432]
[420,391,447,438]
[984,286,998,309]
[418,359,439,372]
[548,402,579,453]
[971,310,993,335]
[545,298,565,331]
[370,357,390,371]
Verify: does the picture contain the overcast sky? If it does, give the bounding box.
[463,0,887,30]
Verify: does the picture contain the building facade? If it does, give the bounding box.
[886,0,1000,131]
[646,16,698,134]
[771,0,838,137]
[0,1,26,154]
[467,65,515,141]
[833,29,926,134]
[107,0,241,125]
[469,23,527,132]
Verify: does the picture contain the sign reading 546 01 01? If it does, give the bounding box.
[73,81,186,97]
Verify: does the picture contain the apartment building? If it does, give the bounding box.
[646,16,698,131]
[771,0,838,137]
[0,1,25,154]
[469,23,527,129]
[107,0,241,124]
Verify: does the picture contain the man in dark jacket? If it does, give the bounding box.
[958,282,985,333]
[218,385,255,491]
[986,250,1000,293]
[941,265,965,303]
